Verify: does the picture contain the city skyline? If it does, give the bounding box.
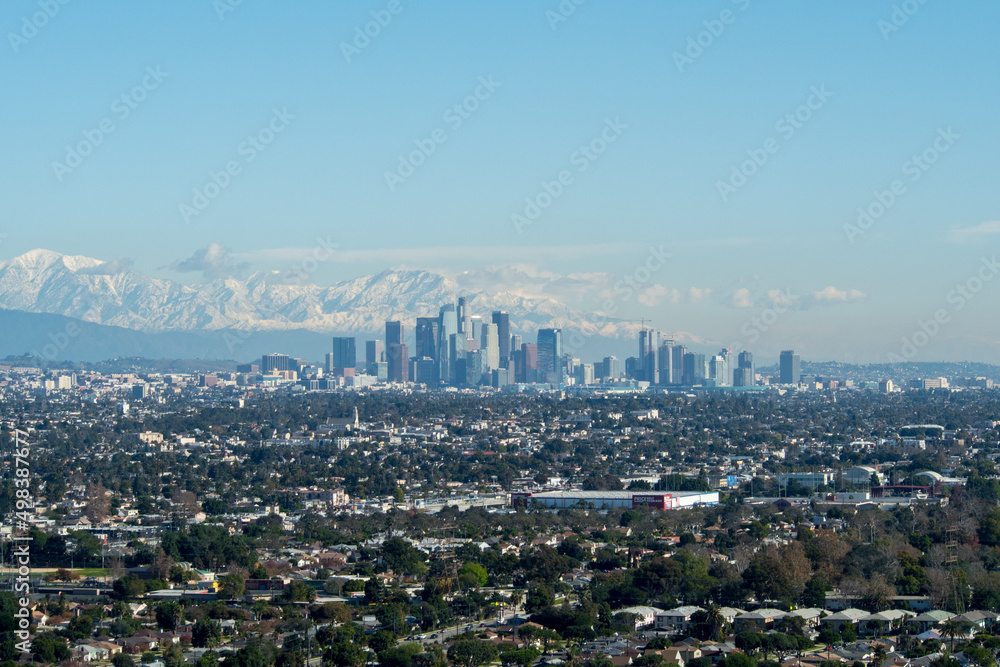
[2,2,998,364]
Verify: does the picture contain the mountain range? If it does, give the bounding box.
[0,249,642,362]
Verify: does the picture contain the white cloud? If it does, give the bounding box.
[731,287,754,308]
[167,243,247,279]
[811,286,866,302]
[635,285,713,307]
[948,221,1000,243]
[76,257,134,275]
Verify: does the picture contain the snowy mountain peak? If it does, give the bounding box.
[0,249,633,340]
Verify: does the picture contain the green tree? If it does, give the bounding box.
[163,643,186,667]
[458,562,488,589]
[32,633,71,664]
[113,654,137,667]
[156,602,184,631]
[217,572,247,601]
[326,641,365,667]
[193,618,223,648]
[448,640,499,667]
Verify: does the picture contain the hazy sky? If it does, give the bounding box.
[2,1,998,363]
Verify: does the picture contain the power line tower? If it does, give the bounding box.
[945,522,966,614]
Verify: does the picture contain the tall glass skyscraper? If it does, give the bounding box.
[492,311,510,367]
[537,328,562,386]
[780,350,800,384]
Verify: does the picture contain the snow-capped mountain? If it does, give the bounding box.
[0,249,639,341]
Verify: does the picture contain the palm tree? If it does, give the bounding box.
[702,604,725,641]
[871,643,888,667]
[941,619,972,653]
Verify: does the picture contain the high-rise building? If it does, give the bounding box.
[261,353,291,373]
[682,352,707,386]
[415,317,438,360]
[469,315,483,342]
[638,328,659,384]
[410,357,438,385]
[331,337,356,372]
[492,311,510,366]
[457,296,470,336]
[734,351,755,387]
[604,355,621,379]
[658,339,674,386]
[671,345,686,384]
[385,320,403,349]
[482,323,500,371]
[521,342,538,383]
[387,342,408,383]
[537,328,562,386]
[510,334,522,360]
[779,350,800,384]
[466,349,485,385]
[438,304,458,384]
[366,340,384,373]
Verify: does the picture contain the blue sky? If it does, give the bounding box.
[2,0,998,363]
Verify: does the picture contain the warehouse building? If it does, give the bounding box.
[511,490,718,509]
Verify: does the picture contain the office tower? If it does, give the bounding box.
[709,355,727,386]
[575,363,594,386]
[261,353,291,373]
[385,320,403,349]
[325,352,335,373]
[469,315,483,342]
[521,342,538,383]
[604,356,620,379]
[236,363,259,374]
[718,348,733,386]
[366,339,384,373]
[734,351,755,387]
[510,334,521,360]
[638,328,659,384]
[682,352,707,385]
[482,323,500,371]
[457,296,469,335]
[415,317,438,360]
[780,350,800,384]
[331,337,356,372]
[492,367,510,388]
[537,328,562,386]
[387,343,408,383]
[671,345,686,384]
[658,339,674,386]
[438,304,458,384]
[492,311,510,366]
[466,349,485,385]
[410,357,438,385]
